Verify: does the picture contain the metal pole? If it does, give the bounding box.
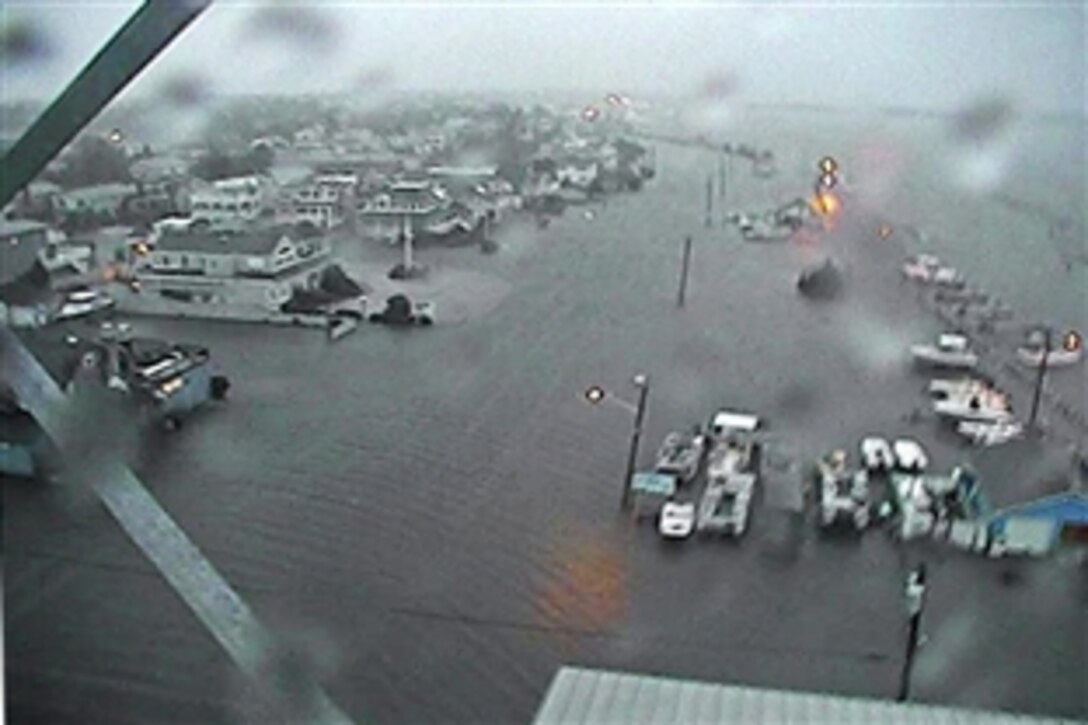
[677,236,692,308]
[705,174,713,228]
[621,375,650,510]
[897,564,927,702]
[1029,328,1051,431]
[0,0,212,210]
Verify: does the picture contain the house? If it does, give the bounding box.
[6,181,62,220]
[130,155,188,183]
[0,219,50,286]
[293,185,344,230]
[54,183,137,219]
[357,180,452,241]
[188,175,274,230]
[135,227,331,311]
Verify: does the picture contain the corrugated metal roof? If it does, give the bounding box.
[533,667,1078,725]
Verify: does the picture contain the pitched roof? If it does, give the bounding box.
[60,183,137,201]
[156,227,292,256]
[534,667,1072,725]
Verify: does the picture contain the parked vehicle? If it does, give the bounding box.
[658,501,696,540]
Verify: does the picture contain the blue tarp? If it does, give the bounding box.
[630,471,676,497]
[989,492,1088,527]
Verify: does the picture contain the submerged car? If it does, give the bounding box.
[658,501,696,540]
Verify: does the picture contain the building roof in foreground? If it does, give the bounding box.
[533,667,1077,725]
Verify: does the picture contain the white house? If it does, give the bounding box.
[136,226,331,311]
[357,180,452,241]
[188,175,274,230]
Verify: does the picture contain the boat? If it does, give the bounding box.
[327,315,358,341]
[1016,345,1082,369]
[933,394,1013,423]
[901,254,941,282]
[910,333,979,369]
[654,430,707,485]
[957,420,1023,447]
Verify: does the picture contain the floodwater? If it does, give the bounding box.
[5,111,1086,723]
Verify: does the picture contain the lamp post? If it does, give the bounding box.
[1027,326,1053,432]
[897,562,927,702]
[584,373,651,510]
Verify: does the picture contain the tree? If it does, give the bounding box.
[56,136,132,188]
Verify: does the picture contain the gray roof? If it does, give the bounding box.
[60,183,136,201]
[0,219,48,238]
[533,668,1076,725]
[156,227,292,256]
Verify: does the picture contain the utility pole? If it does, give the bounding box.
[897,563,927,702]
[1028,327,1052,432]
[676,236,693,308]
[705,173,713,229]
[621,374,651,510]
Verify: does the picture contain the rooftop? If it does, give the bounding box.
[156,227,293,256]
[0,219,49,238]
[533,667,1074,725]
[59,183,137,201]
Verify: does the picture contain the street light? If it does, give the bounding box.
[897,562,928,702]
[583,373,651,510]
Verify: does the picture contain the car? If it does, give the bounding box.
[860,436,895,472]
[893,438,929,472]
[658,501,696,540]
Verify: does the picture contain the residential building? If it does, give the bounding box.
[135,226,331,311]
[293,185,344,230]
[6,181,62,220]
[357,180,451,241]
[0,220,50,286]
[188,175,274,230]
[54,183,137,219]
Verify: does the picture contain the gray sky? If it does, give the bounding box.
[3,2,1085,115]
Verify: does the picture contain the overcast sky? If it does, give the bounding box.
[4,2,1085,115]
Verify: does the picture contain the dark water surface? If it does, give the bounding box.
[6,132,1086,723]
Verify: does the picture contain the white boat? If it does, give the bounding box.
[327,315,358,341]
[901,254,941,282]
[957,420,1023,446]
[1016,345,1082,368]
[934,395,1013,423]
[911,333,979,369]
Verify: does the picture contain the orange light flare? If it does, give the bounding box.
[808,190,842,221]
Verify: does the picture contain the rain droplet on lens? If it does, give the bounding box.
[699,70,740,100]
[950,96,1015,143]
[0,16,53,65]
[158,73,212,108]
[244,5,340,55]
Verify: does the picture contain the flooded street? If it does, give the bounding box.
[7,123,1086,723]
